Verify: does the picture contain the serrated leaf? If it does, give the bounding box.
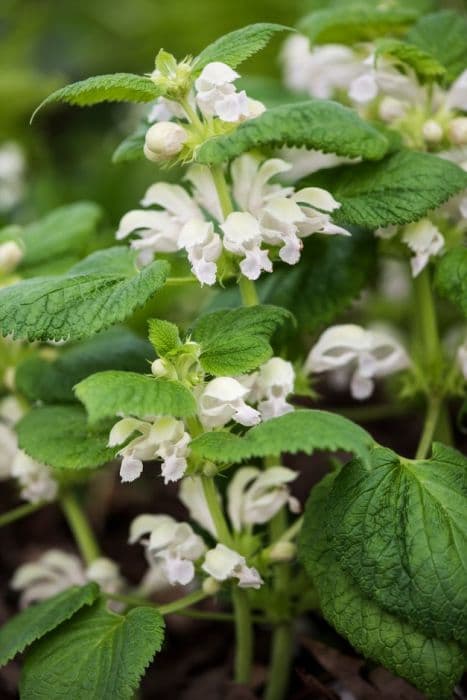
[148,319,181,357]
[193,305,293,375]
[299,473,465,700]
[195,101,388,165]
[407,11,467,83]
[112,121,147,164]
[75,371,197,423]
[20,603,165,700]
[190,409,374,464]
[0,583,98,667]
[304,151,467,229]
[16,406,116,469]
[193,23,291,73]
[0,248,170,342]
[32,73,160,121]
[435,247,467,318]
[16,328,154,404]
[299,6,419,45]
[374,39,445,82]
[325,443,467,644]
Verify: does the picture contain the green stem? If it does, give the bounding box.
[60,491,100,565]
[0,500,48,528]
[415,396,442,459]
[165,276,198,286]
[275,516,303,545]
[264,623,294,700]
[239,275,260,307]
[200,475,233,546]
[158,589,208,615]
[232,586,254,684]
[211,164,234,218]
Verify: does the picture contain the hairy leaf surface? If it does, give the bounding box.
[407,11,467,82]
[435,247,467,318]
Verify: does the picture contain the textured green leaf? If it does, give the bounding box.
[299,6,419,45]
[0,248,170,342]
[0,584,99,667]
[195,101,389,165]
[305,151,467,228]
[435,247,467,318]
[32,74,160,120]
[193,305,293,375]
[21,603,165,700]
[374,39,446,82]
[193,23,291,73]
[326,443,467,644]
[299,473,465,700]
[75,371,197,423]
[16,406,116,470]
[112,121,147,164]
[190,409,374,464]
[16,328,154,404]
[148,319,181,357]
[407,11,467,83]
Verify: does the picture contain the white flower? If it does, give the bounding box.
[195,62,249,122]
[292,188,349,237]
[231,154,293,216]
[144,121,188,162]
[0,241,23,275]
[305,324,410,400]
[198,377,261,429]
[179,476,217,536]
[213,90,250,123]
[86,558,124,594]
[11,451,58,503]
[108,416,191,484]
[185,164,223,221]
[445,68,467,112]
[457,341,467,380]
[178,220,222,285]
[278,147,358,183]
[148,96,186,123]
[422,120,444,144]
[221,212,272,280]
[227,466,300,531]
[260,198,306,265]
[239,357,295,420]
[130,514,206,588]
[401,219,444,277]
[348,55,420,105]
[0,142,25,211]
[378,96,408,123]
[448,117,467,146]
[0,423,19,479]
[202,544,263,589]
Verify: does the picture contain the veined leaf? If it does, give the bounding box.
[304,151,467,228]
[374,39,445,82]
[326,443,467,644]
[193,23,291,73]
[0,583,99,667]
[32,73,160,121]
[0,248,170,342]
[299,473,465,700]
[190,409,374,464]
[193,305,293,375]
[435,247,467,318]
[407,11,467,83]
[16,406,116,469]
[15,328,154,404]
[75,371,197,423]
[112,121,147,164]
[21,603,165,700]
[299,6,419,45]
[195,101,389,165]
[148,319,181,357]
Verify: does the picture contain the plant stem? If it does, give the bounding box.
[211,164,234,218]
[239,275,260,307]
[276,515,303,545]
[232,586,254,684]
[200,475,233,546]
[158,589,208,615]
[165,276,198,286]
[415,396,442,459]
[60,490,100,565]
[264,622,294,700]
[0,500,48,528]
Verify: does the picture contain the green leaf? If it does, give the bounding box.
[195,101,389,165]
[21,603,165,700]
[325,443,467,644]
[190,409,374,464]
[0,248,170,342]
[299,473,465,700]
[193,23,291,73]
[16,406,116,469]
[32,74,160,121]
[435,247,467,318]
[0,583,99,667]
[148,319,181,357]
[299,6,419,45]
[374,39,446,82]
[16,328,154,404]
[75,371,197,423]
[305,151,467,229]
[193,305,293,375]
[407,11,467,83]
[112,121,147,164]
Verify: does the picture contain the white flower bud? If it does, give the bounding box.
[151,358,177,380]
[144,121,187,162]
[202,576,221,595]
[0,240,23,274]
[267,541,297,562]
[448,117,467,146]
[422,120,443,144]
[378,96,406,122]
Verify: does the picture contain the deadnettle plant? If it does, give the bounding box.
[0,11,466,700]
